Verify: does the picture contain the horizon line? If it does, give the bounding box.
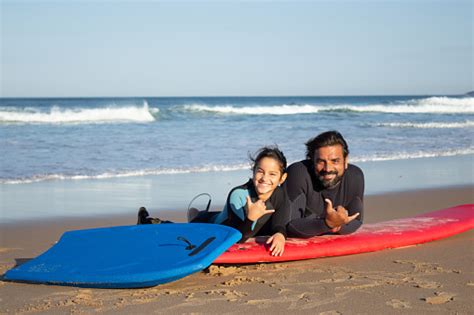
[0,92,470,99]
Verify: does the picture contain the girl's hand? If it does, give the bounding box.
[266,232,285,256]
[245,196,274,221]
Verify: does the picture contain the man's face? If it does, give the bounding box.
[313,144,348,188]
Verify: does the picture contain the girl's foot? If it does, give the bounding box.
[137,207,163,224]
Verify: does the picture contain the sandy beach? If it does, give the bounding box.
[1,185,473,314]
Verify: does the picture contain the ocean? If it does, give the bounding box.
[1,95,473,184]
[1,95,473,221]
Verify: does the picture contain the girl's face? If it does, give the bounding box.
[253,157,287,197]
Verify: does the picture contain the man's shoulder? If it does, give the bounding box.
[287,160,312,174]
[346,164,364,181]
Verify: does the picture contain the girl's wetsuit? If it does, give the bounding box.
[201,179,291,243]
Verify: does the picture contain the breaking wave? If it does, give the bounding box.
[372,120,474,129]
[0,101,157,124]
[183,97,474,115]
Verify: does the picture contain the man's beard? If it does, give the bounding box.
[317,170,343,188]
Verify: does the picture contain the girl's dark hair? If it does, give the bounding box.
[250,146,287,174]
[305,130,349,161]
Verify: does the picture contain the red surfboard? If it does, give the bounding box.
[214,204,474,264]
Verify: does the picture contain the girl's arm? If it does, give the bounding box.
[227,190,262,243]
[269,187,290,238]
[265,187,291,256]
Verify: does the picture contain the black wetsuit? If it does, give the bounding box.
[194,179,291,243]
[224,180,290,242]
[283,160,364,238]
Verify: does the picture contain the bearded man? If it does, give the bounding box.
[283,131,364,237]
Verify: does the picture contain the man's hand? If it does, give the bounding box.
[324,198,360,230]
[245,196,274,221]
[266,232,285,256]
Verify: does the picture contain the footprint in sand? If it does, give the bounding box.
[206,265,240,277]
[222,276,266,286]
[320,274,352,284]
[393,260,461,274]
[386,299,411,309]
[413,280,441,289]
[423,292,456,304]
[205,289,247,302]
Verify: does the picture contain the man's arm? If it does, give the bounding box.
[336,196,363,234]
[284,162,334,238]
[287,196,362,238]
[287,214,334,238]
[334,165,364,235]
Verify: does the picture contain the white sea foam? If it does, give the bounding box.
[0,101,157,124]
[351,148,474,163]
[373,120,474,129]
[349,97,474,114]
[1,163,250,184]
[183,97,474,115]
[183,104,323,115]
[3,149,473,185]
[415,96,474,107]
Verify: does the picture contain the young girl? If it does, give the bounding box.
[189,146,291,257]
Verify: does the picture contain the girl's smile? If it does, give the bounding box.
[253,157,287,200]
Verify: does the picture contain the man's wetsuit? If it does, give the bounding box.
[203,179,290,243]
[283,160,364,238]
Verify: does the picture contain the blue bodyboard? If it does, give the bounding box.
[4,223,241,288]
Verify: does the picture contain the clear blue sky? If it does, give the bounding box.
[1,0,472,97]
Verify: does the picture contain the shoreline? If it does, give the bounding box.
[1,184,472,228]
[1,154,473,223]
[1,185,473,314]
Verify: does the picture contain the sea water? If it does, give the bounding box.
[1,95,473,221]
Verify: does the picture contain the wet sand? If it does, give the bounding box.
[1,186,473,314]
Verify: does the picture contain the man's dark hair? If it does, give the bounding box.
[250,146,287,174]
[305,131,349,161]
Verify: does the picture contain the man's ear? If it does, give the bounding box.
[345,156,349,169]
[279,173,288,185]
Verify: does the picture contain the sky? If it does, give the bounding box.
[1,0,472,97]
